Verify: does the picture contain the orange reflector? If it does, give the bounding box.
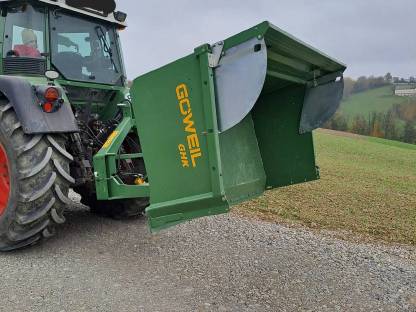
[44,87,59,102]
[42,102,54,113]
[134,177,145,185]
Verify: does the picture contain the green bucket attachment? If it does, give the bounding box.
[130,21,346,231]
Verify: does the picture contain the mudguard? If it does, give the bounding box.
[0,76,78,134]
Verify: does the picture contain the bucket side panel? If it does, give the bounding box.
[219,115,266,205]
[131,54,228,230]
[252,84,319,188]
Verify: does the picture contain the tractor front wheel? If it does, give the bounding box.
[0,99,74,251]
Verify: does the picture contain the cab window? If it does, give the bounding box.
[50,10,123,85]
[3,4,45,59]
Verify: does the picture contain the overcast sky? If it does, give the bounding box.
[116,0,415,80]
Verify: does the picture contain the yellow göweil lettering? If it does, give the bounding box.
[176,83,202,168]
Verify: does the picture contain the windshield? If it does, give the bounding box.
[50,10,123,85]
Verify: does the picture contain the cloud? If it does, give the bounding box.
[117,0,416,79]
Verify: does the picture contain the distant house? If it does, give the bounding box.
[394,83,416,97]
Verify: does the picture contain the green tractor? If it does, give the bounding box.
[0,0,346,251]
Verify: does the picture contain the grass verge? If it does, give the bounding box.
[236,130,416,245]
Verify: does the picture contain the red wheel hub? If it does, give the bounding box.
[0,143,10,216]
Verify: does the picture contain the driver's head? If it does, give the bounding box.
[91,39,101,53]
[22,29,38,48]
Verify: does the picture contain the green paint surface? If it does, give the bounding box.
[130,22,344,231]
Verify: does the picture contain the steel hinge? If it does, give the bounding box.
[208,41,224,68]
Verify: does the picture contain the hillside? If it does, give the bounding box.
[340,86,409,118]
[236,130,416,244]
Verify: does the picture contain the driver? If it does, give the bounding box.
[13,29,41,58]
[88,38,111,69]
[90,38,107,60]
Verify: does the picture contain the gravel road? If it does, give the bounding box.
[0,193,415,312]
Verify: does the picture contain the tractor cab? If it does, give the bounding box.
[0,0,127,86]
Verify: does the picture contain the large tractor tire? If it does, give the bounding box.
[0,99,74,251]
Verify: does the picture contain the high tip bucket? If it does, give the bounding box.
[130,21,346,231]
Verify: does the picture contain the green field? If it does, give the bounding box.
[236,130,416,244]
[340,86,409,118]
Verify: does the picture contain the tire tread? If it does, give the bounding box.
[0,99,74,251]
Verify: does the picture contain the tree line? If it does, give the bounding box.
[324,74,416,145]
[325,109,416,144]
[343,74,394,99]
